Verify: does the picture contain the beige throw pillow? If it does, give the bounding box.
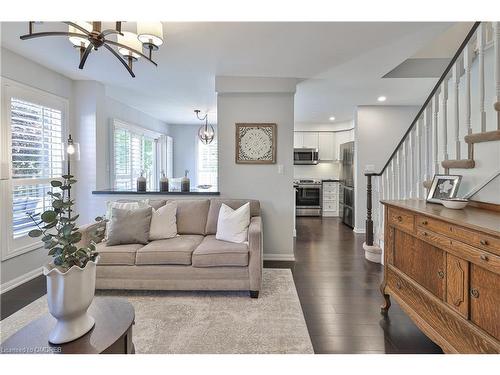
[149,201,178,240]
[107,207,153,245]
[215,203,250,243]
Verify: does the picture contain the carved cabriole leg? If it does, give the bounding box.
[380,206,392,314]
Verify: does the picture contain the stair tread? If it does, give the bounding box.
[441,159,475,169]
[464,130,500,144]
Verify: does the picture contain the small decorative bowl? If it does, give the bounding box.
[442,198,468,210]
[197,184,212,190]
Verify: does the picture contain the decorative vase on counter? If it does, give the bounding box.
[181,170,190,192]
[44,258,98,344]
[137,170,147,192]
[160,170,169,192]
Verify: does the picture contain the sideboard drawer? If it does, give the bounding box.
[388,207,415,233]
[470,265,500,340]
[417,215,500,256]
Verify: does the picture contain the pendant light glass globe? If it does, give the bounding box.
[198,123,215,144]
[68,21,92,48]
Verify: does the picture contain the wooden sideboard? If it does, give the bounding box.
[380,200,500,353]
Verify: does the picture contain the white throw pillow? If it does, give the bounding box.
[216,203,251,243]
[149,201,178,240]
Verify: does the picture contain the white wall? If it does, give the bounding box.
[168,124,199,184]
[354,105,420,232]
[217,76,296,260]
[1,48,73,285]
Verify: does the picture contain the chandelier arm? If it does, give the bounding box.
[195,112,208,121]
[78,44,94,69]
[102,44,136,78]
[104,40,158,66]
[99,29,124,38]
[63,22,92,35]
[20,31,89,40]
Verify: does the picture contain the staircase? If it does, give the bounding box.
[364,22,500,264]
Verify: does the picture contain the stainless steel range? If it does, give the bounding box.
[294,179,322,216]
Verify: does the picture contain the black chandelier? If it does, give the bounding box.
[20,21,164,77]
[194,110,215,145]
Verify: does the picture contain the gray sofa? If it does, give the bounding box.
[79,198,263,298]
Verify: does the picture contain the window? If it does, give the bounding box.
[196,137,218,189]
[112,120,161,190]
[1,79,68,259]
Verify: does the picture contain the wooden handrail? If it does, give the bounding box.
[372,22,481,176]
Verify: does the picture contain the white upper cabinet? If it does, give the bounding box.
[318,132,335,160]
[293,129,353,161]
[293,132,304,148]
[302,132,319,149]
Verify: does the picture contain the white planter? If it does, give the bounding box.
[43,258,98,344]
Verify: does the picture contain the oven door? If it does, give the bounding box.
[296,186,321,208]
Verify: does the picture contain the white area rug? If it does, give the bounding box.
[1,269,313,354]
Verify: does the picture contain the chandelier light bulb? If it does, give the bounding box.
[118,31,142,59]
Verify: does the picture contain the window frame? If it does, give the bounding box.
[1,77,69,260]
[110,119,163,191]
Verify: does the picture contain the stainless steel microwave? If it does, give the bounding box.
[294,148,319,165]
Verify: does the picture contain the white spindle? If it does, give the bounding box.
[433,93,440,174]
[395,149,401,199]
[464,42,472,140]
[416,118,423,198]
[494,22,500,129]
[385,169,390,203]
[402,139,408,198]
[441,79,449,164]
[377,176,383,237]
[408,127,415,198]
[423,106,431,182]
[452,62,461,158]
[391,159,396,200]
[478,23,486,132]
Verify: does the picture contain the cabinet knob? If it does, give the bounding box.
[437,270,445,279]
[470,288,480,298]
[480,254,489,261]
[480,239,489,246]
[396,281,402,289]
[423,231,428,237]
[397,216,403,222]
[421,220,428,225]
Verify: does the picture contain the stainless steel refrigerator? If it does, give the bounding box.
[339,141,355,228]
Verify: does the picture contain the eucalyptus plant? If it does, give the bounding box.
[27,174,105,272]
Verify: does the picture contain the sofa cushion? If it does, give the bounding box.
[135,235,204,265]
[107,207,153,245]
[192,235,249,267]
[205,199,260,235]
[96,242,144,266]
[173,199,210,235]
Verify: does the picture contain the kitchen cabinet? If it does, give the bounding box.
[322,181,339,217]
[294,130,353,161]
[318,133,335,160]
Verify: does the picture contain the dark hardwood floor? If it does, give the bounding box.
[2,216,442,353]
[265,216,443,354]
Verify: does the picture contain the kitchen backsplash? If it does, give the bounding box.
[294,162,340,180]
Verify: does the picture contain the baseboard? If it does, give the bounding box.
[353,227,366,234]
[263,253,296,261]
[0,267,43,294]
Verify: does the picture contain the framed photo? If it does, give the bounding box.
[235,123,277,164]
[426,174,462,203]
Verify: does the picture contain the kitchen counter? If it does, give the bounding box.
[322,179,340,182]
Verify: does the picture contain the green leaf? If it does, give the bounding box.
[42,235,52,242]
[43,221,57,230]
[68,179,78,185]
[28,229,42,238]
[41,211,57,223]
[50,180,62,187]
[62,174,74,179]
[69,214,80,222]
[52,200,64,209]
[71,232,82,243]
[60,185,70,190]
[47,192,62,199]
[62,224,73,237]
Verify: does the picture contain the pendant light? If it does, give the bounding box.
[194,110,215,144]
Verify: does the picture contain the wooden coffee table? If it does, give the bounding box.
[1,297,135,354]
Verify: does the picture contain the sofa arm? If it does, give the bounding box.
[76,222,106,248]
[248,216,263,292]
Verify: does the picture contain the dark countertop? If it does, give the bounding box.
[92,189,220,196]
[322,179,340,182]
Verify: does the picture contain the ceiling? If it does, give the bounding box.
[0,22,471,125]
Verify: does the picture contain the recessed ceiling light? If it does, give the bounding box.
[377,96,387,102]
[329,116,336,121]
